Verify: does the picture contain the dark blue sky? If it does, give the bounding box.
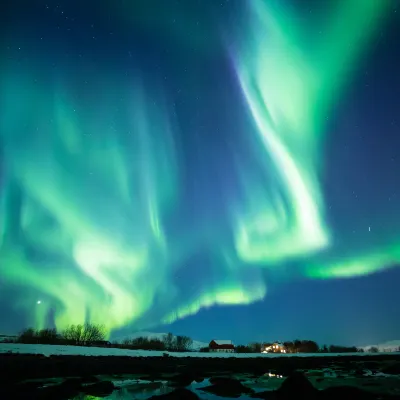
[164,267,400,346]
[1,0,400,346]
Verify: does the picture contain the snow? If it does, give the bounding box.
[0,343,398,358]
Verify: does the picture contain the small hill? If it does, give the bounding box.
[362,340,400,352]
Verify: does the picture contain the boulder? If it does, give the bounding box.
[321,385,376,400]
[169,372,203,387]
[81,380,115,397]
[381,363,400,375]
[276,371,318,400]
[200,376,254,397]
[149,388,199,399]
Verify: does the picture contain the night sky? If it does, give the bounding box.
[1,0,400,347]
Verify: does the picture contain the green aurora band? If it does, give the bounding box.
[0,0,396,334]
[232,0,395,274]
[0,74,180,331]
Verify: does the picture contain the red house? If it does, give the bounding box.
[209,340,235,353]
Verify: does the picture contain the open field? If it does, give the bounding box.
[1,343,400,382]
[1,344,400,399]
[1,343,399,358]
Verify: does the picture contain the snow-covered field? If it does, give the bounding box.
[0,343,399,358]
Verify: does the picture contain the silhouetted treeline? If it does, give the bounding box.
[16,324,108,346]
[319,344,360,353]
[114,333,193,352]
[14,327,192,351]
[234,340,319,353]
[235,340,365,354]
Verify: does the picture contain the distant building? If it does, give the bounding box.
[0,335,17,343]
[262,342,286,353]
[209,340,235,353]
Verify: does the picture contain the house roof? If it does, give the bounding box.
[209,340,235,350]
[213,340,233,345]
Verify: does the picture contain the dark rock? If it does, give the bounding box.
[169,372,203,387]
[79,375,99,384]
[382,363,400,375]
[276,371,318,400]
[59,377,84,390]
[35,377,83,399]
[81,380,115,397]
[362,381,380,387]
[208,377,244,386]
[23,379,83,400]
[250,390,278,399]
[14,381,46,391]
[363,362,381,370]
[145,374,164,381]
[200,377,254,398]
[354,369,373,377]
[190,371,204,380]
[321,386,376,400]
[0,381,45,400]
[149,388,199,399]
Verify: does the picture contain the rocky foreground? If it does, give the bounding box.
[0,352,400,399]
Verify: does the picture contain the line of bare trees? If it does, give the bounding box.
[114,332,193,352]
[14,327,193,351]
[16,324,107,346]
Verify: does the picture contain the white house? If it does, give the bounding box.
[262,342,286,353]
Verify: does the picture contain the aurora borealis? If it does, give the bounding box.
[1,0,400,345]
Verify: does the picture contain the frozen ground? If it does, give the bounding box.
[0,343,399,358]
[6,365,400,399]
[2,344,400,399]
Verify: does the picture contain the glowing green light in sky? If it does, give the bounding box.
[163,283,267,325]
[232,0,390,267]
[306,243,400,280]
[0,0,395,334]
[0,73,180,332]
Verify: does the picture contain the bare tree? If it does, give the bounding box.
[163,332,175,351]
[248,342,262,353]
[175,335,193,352]
[63,324,83,345]
[62,324,105,345]
[121,338,133,347]
[37,328,58,344]
[83,323,106,343]
[17,328,36,344]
